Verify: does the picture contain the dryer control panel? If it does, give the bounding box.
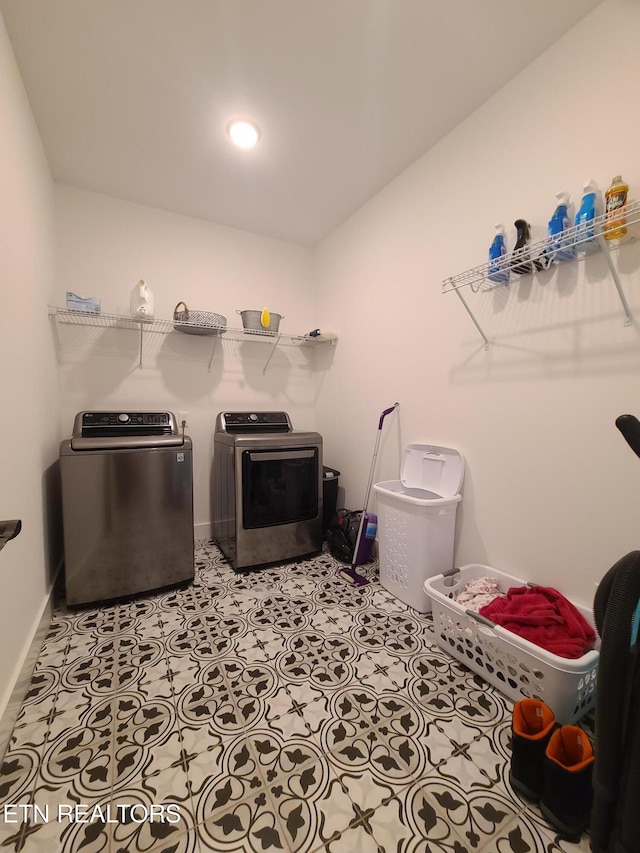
[216,411,292,433]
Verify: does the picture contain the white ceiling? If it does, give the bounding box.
[1,0,602,246]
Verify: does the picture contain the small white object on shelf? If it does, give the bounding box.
[130,279,155,323]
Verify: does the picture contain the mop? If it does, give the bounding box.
[338,402,399,586]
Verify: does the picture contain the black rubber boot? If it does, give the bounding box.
[509,698,556,800]
[540,725,594,838]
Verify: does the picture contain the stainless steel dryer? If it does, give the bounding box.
[213,412,322,569]
[60,411,194,605]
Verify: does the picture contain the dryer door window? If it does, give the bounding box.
[241,447,319,529]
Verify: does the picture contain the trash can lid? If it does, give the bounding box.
[400,444,464,497]
[323,466,340,479]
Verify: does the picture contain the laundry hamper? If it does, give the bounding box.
[424,564,599,724]
[373,444,464,612]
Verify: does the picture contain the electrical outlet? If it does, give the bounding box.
[178,411,189,428]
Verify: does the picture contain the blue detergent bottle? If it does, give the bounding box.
[548,192,575,262]
[574,182,597,252]
[487,223,510,283]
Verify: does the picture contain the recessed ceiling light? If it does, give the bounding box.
[227,119,261,149]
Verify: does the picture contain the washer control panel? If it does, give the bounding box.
[80,412,172,431]
[69,411,183,450]
[73,411,177,440]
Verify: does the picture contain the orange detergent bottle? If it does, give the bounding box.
[604,175,629,240]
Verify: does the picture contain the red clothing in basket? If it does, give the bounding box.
[478,585,596,659]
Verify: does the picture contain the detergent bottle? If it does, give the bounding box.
[604,175,629,241]
[487,224,510,284]
[130,279,155,322]
[548,192,574,262]
[575,181,598,252]
[511,219,533,275]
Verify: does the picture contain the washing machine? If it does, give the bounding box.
[60,411,194,605]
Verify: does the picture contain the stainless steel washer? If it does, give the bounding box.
[213,412,322,569]
[60,411,194,605]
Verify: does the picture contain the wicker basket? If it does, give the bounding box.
[237,309,284,334]
[173,302,227,337]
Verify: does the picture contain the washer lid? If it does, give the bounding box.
[400,444,464,497]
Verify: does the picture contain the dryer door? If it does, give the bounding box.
[241,446,319,529]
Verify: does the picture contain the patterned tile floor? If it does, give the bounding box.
[0,541,592,852]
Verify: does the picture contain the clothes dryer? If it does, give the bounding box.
[213,411,322,569]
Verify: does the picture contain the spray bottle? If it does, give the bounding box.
[574,181,598,252]
[130,279,155,322]
[487,224,510,284]
[548,192,574,262]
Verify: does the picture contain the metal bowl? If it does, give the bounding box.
[237,309,283,334]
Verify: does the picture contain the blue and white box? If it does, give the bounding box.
[66,292,101,314]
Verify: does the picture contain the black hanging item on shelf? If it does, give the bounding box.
[534,248,553,271]
[511,219,533,275]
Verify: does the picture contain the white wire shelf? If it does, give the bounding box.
[442,199,640,294]
[48,307,333,346]
[48,307,337,373]
[442,200,640,348]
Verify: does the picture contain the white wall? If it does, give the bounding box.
[54,186,319,535]
[313,0,640,607]
[0,14,59,722]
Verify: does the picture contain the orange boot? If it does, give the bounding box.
[509,699,556,800]
[541,725,594,838]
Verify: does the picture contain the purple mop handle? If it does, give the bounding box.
[379,403,399,430]
[364,402,399,505]
[350,402,400,571]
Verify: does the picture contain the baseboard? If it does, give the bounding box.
[194,521,212,542]
[0,582,56,762]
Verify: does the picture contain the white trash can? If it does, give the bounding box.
[373,444,464,613]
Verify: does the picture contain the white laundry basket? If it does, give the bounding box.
[424,564,599,724]
[373,444,463,612]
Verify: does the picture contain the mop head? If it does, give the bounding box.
[338,567,370,587]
